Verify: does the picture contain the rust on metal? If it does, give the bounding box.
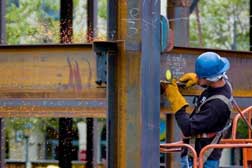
[0,98,106,118]
[0,44,99,97]
[107,0,161,167]
[0,45,252,118]
[0,44,107,117]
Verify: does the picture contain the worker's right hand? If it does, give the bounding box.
[179,73,198,88]
[165,79,188,113]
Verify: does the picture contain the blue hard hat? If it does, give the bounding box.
[195,52,230,78]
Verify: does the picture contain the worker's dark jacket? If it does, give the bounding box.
[175,82,232,160]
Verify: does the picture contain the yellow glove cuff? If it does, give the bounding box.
[164,79,189,113]
[166,91,188,112]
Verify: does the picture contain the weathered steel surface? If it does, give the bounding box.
[0,45,252,118]
[93,41,119,168]
[0,45,100,96]
[141,2,160,168]
[108,0,117,40]
[0,44,106,117]
[107,0,160,167]
[167,0,191,47]
[0,98,106,117]
[0,45,251,114]
[161,47,252,97]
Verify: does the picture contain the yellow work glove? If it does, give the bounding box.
[165,79,189,113]
[179,72,198,88]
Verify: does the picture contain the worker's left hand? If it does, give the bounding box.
[165,79,189,113]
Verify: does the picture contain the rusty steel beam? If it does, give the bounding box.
[0,98,106,118]
[1,45,251,98]
[0,45,252,118]
[106,0,160,167]
[0,44,99,98]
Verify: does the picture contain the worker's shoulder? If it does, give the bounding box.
[204,95,231,112]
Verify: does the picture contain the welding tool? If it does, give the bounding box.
[160,69,186,87]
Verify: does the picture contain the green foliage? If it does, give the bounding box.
[237,119,249,138]
[98,0,107,19]
[6,0,108,44]
[5,118,58,134]
[189,0,249,51]
[4,117,87,138]
[6,0,59,44]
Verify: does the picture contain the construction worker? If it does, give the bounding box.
[162,52,232,168]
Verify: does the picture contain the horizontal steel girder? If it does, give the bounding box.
[0,45,252,117]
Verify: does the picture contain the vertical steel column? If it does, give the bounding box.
[87,0,97,42]
[107,1,118,168]
[166,1,192,166]
[0,1,5,167]
[165,114,173,168]
[167,0,175,30]
[250,0,252,51]
[140,2,160,167]
[164,8,174,168]
[167,0,191,46]
[93,42,118,168]
[86,1,98,167]
[108,0,117,40]
[86,118,94,168]
[107,0,160,167]
[0,0,5,44]
[0,120,4,168]
[86,2,97,166]
[58,118,73,168]
[59,1,73,168]
[60,0,73,43]
[106,1,117,168]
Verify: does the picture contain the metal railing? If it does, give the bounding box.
[160,106,252,168]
